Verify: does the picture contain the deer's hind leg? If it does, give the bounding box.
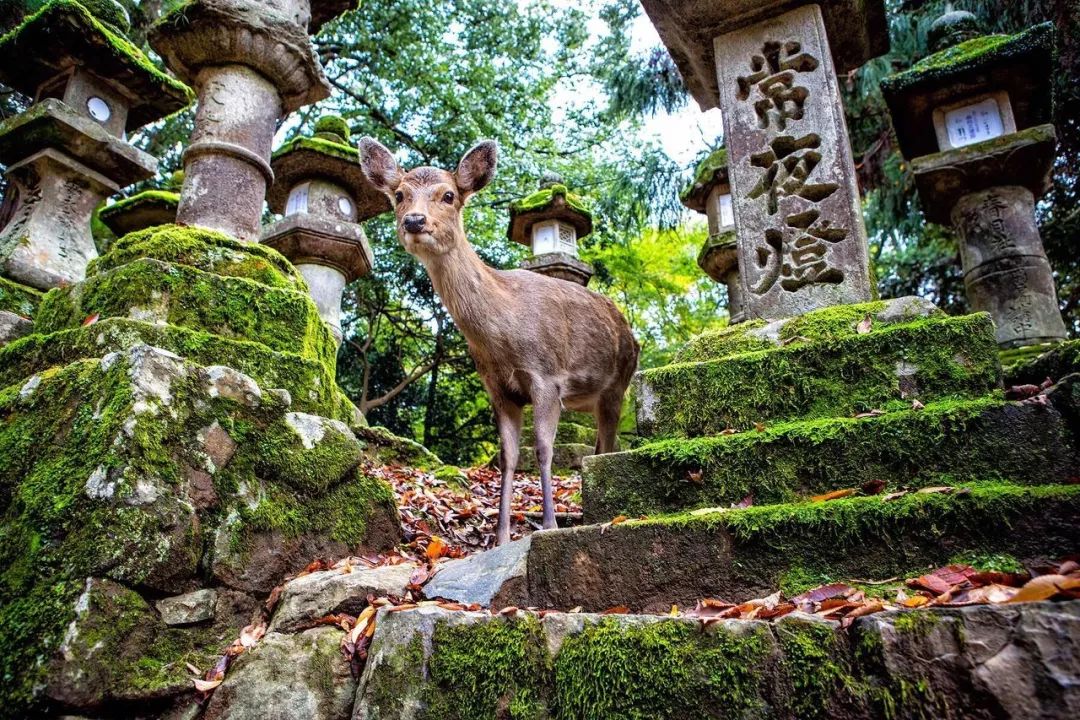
[595,390,623,456]
[531,386,562,530]
[493,399,523,546]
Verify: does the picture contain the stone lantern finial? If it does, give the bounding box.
[508,178,595,286]
[262,115,390,344]
[927,9,984,54]
[0,0,193,290]
[680,147,745,324]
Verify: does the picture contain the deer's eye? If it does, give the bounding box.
[394,191,404,204]
[442,191,455,204]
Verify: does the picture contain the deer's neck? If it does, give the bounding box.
[422,239,504,341]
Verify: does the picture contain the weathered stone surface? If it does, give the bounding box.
[424,536,531,608]
[204,627,356,720]
[519,251,595,286]
[269,564,416,632]
[98,190,180,237]
[639,0,888,111]
[0,309,32,345]
[255,412,362,494]
[267,138,389,221]
[527,484,1080,613]
[354,602,1080,720]
[156,589,218,626]
[585,397,1072,521]
[517,442,593,472]
[953,185,1066,348]
[717,4,873,319]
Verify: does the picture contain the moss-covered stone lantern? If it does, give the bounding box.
[508,176,595,286]
[680,147,745,324]
[148,0,351,242]
[0,0,192,289]
[263,115,389,345]
[97,170,184,238]
[881,17,1066,349]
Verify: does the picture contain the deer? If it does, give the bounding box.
[359,137,639,545]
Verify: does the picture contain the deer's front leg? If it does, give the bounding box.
[493,400,523,545]
[531,388,562,530]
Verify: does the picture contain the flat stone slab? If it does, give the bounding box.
[0,310,32,346]
[584,397,1071,521]
[424,536,531,608]
[354,601,1080,719]
[637,309,1000,437]
[527,484,1080,613]
[269,564,416,632]
[156,588,218,626]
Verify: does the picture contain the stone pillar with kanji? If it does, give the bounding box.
[0,0,192,289]
[148,0,351,241]
[508,176,595,286]
[881,14,1067,349]
[681,147,746,324]
[262,115,390,344]
[642,0,888,319]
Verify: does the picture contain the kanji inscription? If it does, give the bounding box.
[715,4,872,319]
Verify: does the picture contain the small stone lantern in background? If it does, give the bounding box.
[680,147,746,324]
[508,176,595,286]
[98,171,184,239]
[0,0,192,289]
[262,115,390,345]
[881,15,1067,349]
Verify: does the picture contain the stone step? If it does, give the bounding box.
[424,483,1080,614]
[637,307,1000,438]
[517,443,594,472]
[35,256,336,366]
[352,602,1080,720]
[1001,338,1080,386]
[583,396,1071,522]
[0,316,347,419]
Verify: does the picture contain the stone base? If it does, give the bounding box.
[353,601,1080,720]
[520,252,594,286]
[636,298,1000,437]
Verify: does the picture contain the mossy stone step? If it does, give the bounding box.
[637,311,1000,437]
[35,257,336,366]
[0,316,346,419]
[1001,338,1080,387]
[0,276,42,319]
[528,483,1080,613]
[583,396,1071,522]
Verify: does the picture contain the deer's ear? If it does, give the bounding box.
[359,137,403,198]
[456,140,498,198]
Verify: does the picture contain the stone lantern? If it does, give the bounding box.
[262,116,390,344]
[680,147,746,324]
[149,0,344,242]
[639,0,886,320]
[98,171,184,238]
[508,177,595,286]
[0,0,192,289]
[881,16,1067,349]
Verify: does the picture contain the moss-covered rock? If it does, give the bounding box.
[583,396,1070,521]
[0,275,41,318]
[256,412,362,494]
[639,311,1000,437]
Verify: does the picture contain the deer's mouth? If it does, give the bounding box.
[401,230,437,252]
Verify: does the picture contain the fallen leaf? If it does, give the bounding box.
[1005,384,1041,400]
[239,622,266,648]
[610,515,629,525]
[733,494,754,509]
[811,488,857,502]
[917,486,957,495]
[687,471,704,485]
[602,605,630,615]
[1008,574,1077,603]
[881,490,909,502]
[754,422,767,432]
[193,678,223,692]
[901,595,930,608]
[911,399,925,410]
[856,314,873,334]
[860,479,887,496]
[82,313,99,326]
[791,583,855,605]
[854,409,887,419]
[425,537,448,560]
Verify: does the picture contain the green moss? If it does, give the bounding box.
[275,135,360,162]
[672,319,771,363]
[680,147,729,204]
[0,276,42,318]
[356,425,443,469]
[314,114,351,141]
[1001,336,1080,387]
[256,414,361,494]
[585,395,1064,519]
[883,23,1053,93]
[948,551,1025,573]
[99,190,180,217]
[554,618,770,720]
[641,312,1000,437]
[422,615,551,720]
[892,612,940,638]
[776,619,862,719]
[509,183,591,219]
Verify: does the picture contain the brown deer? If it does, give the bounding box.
[359,138,639,545]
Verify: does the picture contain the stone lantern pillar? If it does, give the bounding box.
[680,147,746,324]
[149,0,343,242]
[508,177,595,286]
[0,0,192,289]
[98,171,184,238]
[881,16,1067,349]
[640,0,887,319]
[262,116,390,344]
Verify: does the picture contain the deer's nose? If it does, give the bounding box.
[402,214,427,233]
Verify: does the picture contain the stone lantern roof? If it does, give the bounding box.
[697,231,738,284]
[638,0,888,111]
[265,116,391,219]
[507,181,593,247]
[311,0,357,32]
[679,147,729,214]
[0,0,193,131]
[149,0,331,112]
[881,22,1055,160]
[98,172,184,237]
